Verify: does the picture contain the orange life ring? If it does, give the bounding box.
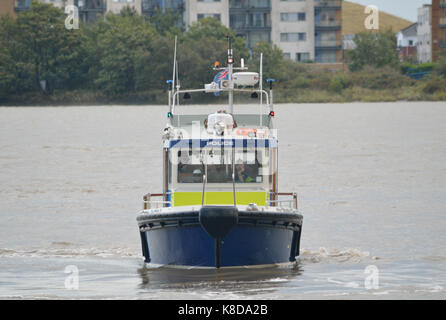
[236,128,257,136]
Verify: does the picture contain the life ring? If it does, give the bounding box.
[236,128,257,136]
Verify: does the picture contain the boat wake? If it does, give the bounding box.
[0,243,140,259]
[0,245,377,266]
[299,247,379,264]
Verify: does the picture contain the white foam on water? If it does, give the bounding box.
[0,246,140,259]
[299,247,378,264]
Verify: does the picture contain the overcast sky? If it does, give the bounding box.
[347,0,430,22]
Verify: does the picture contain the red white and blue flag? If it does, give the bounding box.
[213,69,229,95]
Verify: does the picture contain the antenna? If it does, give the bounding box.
[227,36,233,114]
[176,60,180,105]
[259,53,263,126]
[172,36,177,93]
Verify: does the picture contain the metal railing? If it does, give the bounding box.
[143,193,171,210]
[74,0,106,10]
[315,39,342,48]
[314,0,342,8]
[315,20,342,28]
[229,0,271,9]
[143,192,298,210]
[266,193,298,210]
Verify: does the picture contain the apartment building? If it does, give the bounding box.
[432,0,446,62]
[12,0,343,64]
[272,0,315,62]
[314,0,342,63]
[184,0,229,27]
[0,0,16,18]
[229,0,271,49]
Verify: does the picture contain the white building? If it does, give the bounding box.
[271,0,315,62]
[396,22,417,62]
[417,4,432,63]
[22,0,320,63]
[396,23,417,48]
[184,0,229,28]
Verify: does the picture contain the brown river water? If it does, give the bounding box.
[0,102,445,299]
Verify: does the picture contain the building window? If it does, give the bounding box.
[230,14,247,28]
[198,14,221,22]
[112,0,135,3]
[316,51,337,63]
[283,52,291,60]
[296,52,310,62]
[198,0,221,2]
[249,31,270,47]
[280,13,306,22]
[231,13,271,29]
[280,33,306,42]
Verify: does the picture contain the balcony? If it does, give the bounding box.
[314,0,342,9]
[231,23,271,31]
[440,0,446,8]
[230,16,271,31]
[440,17,446,28]
[315,19,341,30]
[142,0,184,15]
[229,0,271,10]
[315,39,342,50]
[14,0,30,11]
[74,0,106,12]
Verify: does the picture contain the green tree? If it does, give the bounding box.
[434,55,446,77]
[94,12,156,95]
[147,8,184,38]
[185,18,249,60]
[13,1,86,93]
[0,16,21,98]
[251,42,285,81]
[348,30,399,72]
[250,41,308,87]
[177,18,249,88]
[134,36,174,91]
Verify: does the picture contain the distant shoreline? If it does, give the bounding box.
[2,87,446,107]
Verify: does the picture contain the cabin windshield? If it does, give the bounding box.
[177,147,268,184]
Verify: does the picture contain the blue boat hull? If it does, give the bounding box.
[144,225,295,267]
[137,208,303,268]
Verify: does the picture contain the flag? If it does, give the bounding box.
[213,69,229,96]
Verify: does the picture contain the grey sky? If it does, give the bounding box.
[347,0,430,22]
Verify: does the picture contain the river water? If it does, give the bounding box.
[0,102,445,299]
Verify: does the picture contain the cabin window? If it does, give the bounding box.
[176,148,268,184]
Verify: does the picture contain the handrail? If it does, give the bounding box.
[266,192,298,210]
[143,191,298,210]
[143,192,171,210]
